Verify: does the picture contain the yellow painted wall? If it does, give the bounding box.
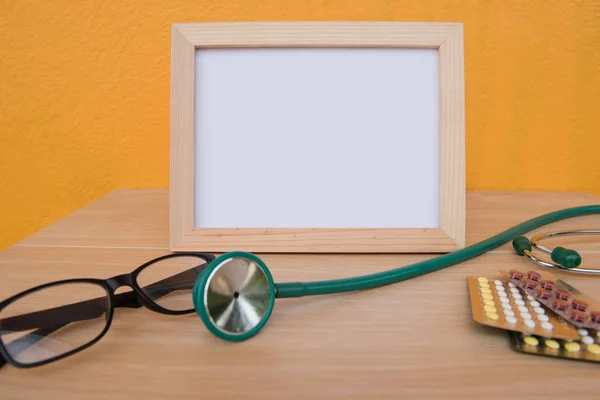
[1,1,599,249]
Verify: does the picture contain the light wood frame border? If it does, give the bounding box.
[170,21,465,253]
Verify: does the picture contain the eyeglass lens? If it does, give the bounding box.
[0,282,110,366]
[137,255,208,311]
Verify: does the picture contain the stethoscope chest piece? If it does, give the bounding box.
[192,251,275,341]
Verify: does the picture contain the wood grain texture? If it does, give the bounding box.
[438,24,466,249]
[169,26,196,250]
[176,227,459,253]
[17,189,600,253]
[465,191,600,250]
[1,246,600,399]
[3,190,600,399]
[169,21,466,253]
[173,21,459,48]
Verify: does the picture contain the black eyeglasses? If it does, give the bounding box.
[0,252,215,369]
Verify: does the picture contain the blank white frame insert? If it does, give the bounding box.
[194,48,440,229]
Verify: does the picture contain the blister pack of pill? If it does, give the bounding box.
[502,269,600,330]
[467,276,579,340]
[508,328,600,364]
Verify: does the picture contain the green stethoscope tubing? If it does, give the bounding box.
[274,205,600,298]
[193,205,600,341]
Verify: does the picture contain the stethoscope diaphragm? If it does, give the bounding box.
[192,251,275,341]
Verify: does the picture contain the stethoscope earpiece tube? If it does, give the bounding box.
[515,229,596,273]
[550,246,582,269]
[512,236,532,255]
[513,235,582,269]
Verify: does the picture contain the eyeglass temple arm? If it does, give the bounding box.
[0,264,207,334]
[116,264,208,307]
[135,267,205,303]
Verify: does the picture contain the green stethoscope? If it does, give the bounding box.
[191,205,600,342]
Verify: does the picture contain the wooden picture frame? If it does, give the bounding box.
[170,21,465,253]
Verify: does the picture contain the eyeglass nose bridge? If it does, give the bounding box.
[104,274,159,311]
[106,273,135,291]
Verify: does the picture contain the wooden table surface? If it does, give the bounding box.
[2,189,600,399]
